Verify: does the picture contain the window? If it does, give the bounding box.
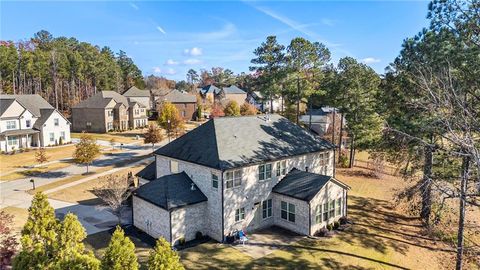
[258,163,272,181]
[320,152,330,174]
[262,199,272,219]
[315,205,322,224]
[141,109,144,112]
[281,201,295,222]
[86,122,92,127]
[212,174,218,189]
[329,200,335,218]
[107,122,113,130]
[276,160,286,176]
[225,170,242,188]
[135,109,139,115]
[26,120,31,128]
[181,111,186,117]
[336,198,342,216]
[305,166,309,172]
[49,133,55,142]
[7,136,17,146]
[235,207,245,222]
[170,160,178,173]
[60,131,65,140]
[6,121,16,130]
[54,118,59,126]
[322,203,328,221]
[107,110,113,117]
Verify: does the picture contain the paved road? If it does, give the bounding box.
[0,139,163,235]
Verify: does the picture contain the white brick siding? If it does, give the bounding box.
[171,202,207,244]
[133,196,171,240]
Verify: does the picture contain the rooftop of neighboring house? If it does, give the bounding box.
[198,84,222,95]
[222,85,246,95]
[154,114,335,170]
[133,172,208,211]
[0,94,54,117]
[122,86,151,97]
[272,168,350,201]
[160,89,196,104]
[73,91,145,109]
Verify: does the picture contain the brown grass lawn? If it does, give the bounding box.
[0,145,76,175]
[2,206,28,236]
[71,129,148,144]
[0,161,72,181]
[48,161,150,204]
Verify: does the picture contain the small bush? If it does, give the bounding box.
[338,154,349,168]
[333,221,340,230]
[339,216,348,225]
[178,237,186,246]
[326,224,333,231]
[59,137,64,145]
[314,227,329,237]
[1,151,5,155]
[195,231,203,240]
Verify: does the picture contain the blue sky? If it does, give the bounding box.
[1,1,430,81]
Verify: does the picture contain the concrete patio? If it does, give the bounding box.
[231,226,304,259]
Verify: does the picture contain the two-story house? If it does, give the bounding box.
[72,91,148,133]
[155,90,197,120]
[132,114,349,245]
[0,95,71,152]
[197,85,247,107]
[123,86,153,110]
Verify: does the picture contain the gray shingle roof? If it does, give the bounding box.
[223,86,246,94]
[135,161,156,181]
[163,90,196,103]
[0,94,54,117]
[73,91,128,109]
[199,85,221,95]
[123,86,150,97]
[272,169,349,201]
[154,114,335,170]
[134,172,208,210]
[0,98,15,116]
[33,108,55,129]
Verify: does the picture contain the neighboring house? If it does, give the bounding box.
[247,91,284,112]
[156,89,197,120]
[198,85,247,106]
[133,114,349,245]
[72,91,147,133]
[0,94,71,152]
[122,86,153,110]
[197,85,221,105]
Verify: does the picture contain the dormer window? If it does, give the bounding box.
[26,120,31,128]
[54,118,59,126]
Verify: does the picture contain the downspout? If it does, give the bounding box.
[169,211,173,243]
[308,202,312,236]
[221,169,225,243]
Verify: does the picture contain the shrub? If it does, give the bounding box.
[178,237,185,246]
[54,140,58,146]
[326,224,333,231]
[195,231,203,240]
[333,221,340,230]
[339,216,348,225]
[314,227,329,237]
[59,137,63,145]
[338,154,349,168]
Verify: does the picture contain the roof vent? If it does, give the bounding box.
[191,183,196,191]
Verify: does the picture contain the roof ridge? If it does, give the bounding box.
[210,119,222,170]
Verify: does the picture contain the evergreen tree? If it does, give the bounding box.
[147,238,183,270]
[101,226,138,270]
[223,100,240,116]
[12,192,58,269]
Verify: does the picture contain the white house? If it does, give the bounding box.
[133,115,349,245]
[0,95,71,152]
[247,91,284,113]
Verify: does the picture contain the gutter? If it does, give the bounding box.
[308,201,312,236]
[221,170,225,242]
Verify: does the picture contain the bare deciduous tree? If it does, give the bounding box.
[93,175,133,225]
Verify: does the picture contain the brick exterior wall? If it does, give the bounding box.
[72,107,108,133]
[309,181,348,235]
[273,193,310,235]
[171,202,208,244]
[156,102,197,121]
[133,196,171,240]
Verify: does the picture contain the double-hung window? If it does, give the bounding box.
[54,118,59,126]
[212,174,218,189]
[276,160,286,177]
[322,203,328,221]
[170,160,178,173]
[49,132,55,142]
[235,207,245,222]
[258,163,272,181]
[336,198,342,216]
[315,205,322,224]
[60,131,65,140]
[26,120,31,128]
[329,200,335,218]
[281,201,295,222]
[262,199,272,219]
[7,136,17,146]
[6,121,16,130]
[226,170,242,189]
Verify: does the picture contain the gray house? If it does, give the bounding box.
[72,91,148,133]
[133,114,349,245]
[123,86,152,110]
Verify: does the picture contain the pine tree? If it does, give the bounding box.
[54,213,100,270]
[73,132,101,173]
[12,192,58,269]
[223,100,240,116]
[147,238,184,270]
[101,226,138,270]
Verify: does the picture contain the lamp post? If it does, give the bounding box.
[30,179,35,190]
[167,119,171,143]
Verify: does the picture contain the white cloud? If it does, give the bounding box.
[361,57,381,64]
[153,67,162,73]
[156,26,166,34]
[153,67,176,75]
[165,59,179,65]
[183,47,203,56]
[129,2,139,10]
[183,59,202,65]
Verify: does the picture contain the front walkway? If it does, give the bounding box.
[231,226,304,259]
